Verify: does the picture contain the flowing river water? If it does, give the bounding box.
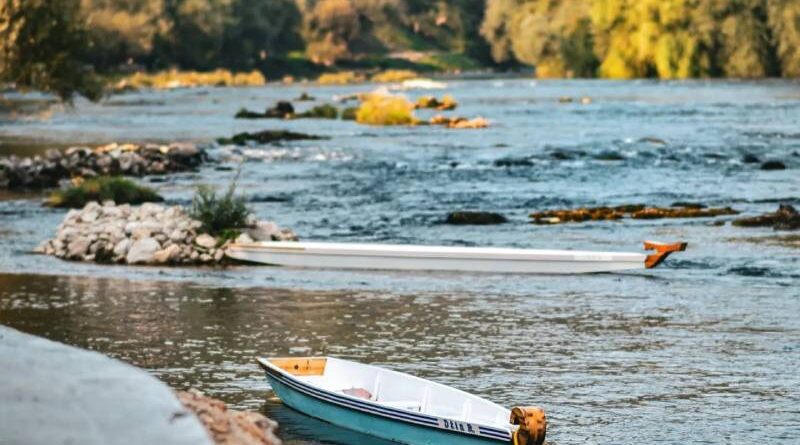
[1,79,799,444]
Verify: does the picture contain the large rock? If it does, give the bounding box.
[153,244,182,264]
[66,238,91,259]
[246,222,280,241]
[195,234,217,249]
[126,238,160,264]
[0,326,213,445]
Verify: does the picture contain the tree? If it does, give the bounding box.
[480,0,518,63]
[768,0,800,77]
[1,0,102,101]
[219,0,303,70]
[81,0,167,70]
[302,0,360,65]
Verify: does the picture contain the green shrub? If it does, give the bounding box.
[47,177,163,208]
[355,94,417,126]
[190,178,251,235]
[296,104,338,119]
[341,106,358,120]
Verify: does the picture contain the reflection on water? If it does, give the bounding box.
[1,273,798,444]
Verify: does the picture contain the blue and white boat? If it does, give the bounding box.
[257,357,546,445]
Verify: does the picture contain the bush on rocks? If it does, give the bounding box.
[47,177,163,208]
[190,182,251,235]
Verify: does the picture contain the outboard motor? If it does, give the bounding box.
[510,406,546,445]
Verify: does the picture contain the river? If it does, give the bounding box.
[1,79,799,443]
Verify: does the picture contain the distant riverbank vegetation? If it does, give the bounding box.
[1,0,799,101]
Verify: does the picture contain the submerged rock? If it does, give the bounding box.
[761,160,787,170]
[235,101,295,119]
[429,115,489,129]
[217,130,326,146]
[295,92,315,101]
[742,153,761,164]
[530,204,738,224]
[445,211,508,225]
[414,95,457,110]
[295,104,338,119]
[732,204,800,230]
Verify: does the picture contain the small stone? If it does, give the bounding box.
[213,249,224,262]
[126,238,160,264]
[169,229,185,242]
[80,211,99,223]
[195,233,216,249]
[131,227,152,240]
[234,233,254,244]
[199,253,212,262]
[66,238,91,259]
[113,239,132,257]
[153,244,182,264]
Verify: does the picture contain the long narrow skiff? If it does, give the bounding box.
[258,357,546,445]
[227,240,686,274]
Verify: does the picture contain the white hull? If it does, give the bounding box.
[225,241,674,274]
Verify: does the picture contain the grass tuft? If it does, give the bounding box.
[47,177,163,208]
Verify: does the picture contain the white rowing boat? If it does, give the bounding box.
[258,357,546,445]
[227,240,686,274]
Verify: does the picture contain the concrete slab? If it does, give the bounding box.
[0,325,213,445]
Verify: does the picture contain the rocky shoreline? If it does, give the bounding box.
[176,390,281,445]
[0,142,206,189]
[34,201,296,265]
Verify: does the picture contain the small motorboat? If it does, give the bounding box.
[257,357,546,445]
[227,240,686,274]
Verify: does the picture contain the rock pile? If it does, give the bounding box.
[34,201,297,265]
[0,142,206,189]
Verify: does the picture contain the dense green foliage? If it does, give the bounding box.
[47,177,163,208]
[190,181,251,235]
[482,0,800,79]
[3,0,800,100]
[1,0,103,101]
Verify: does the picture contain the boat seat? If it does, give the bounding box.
[379,400,422,412]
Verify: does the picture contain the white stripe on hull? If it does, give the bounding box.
[226,242,647,274]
